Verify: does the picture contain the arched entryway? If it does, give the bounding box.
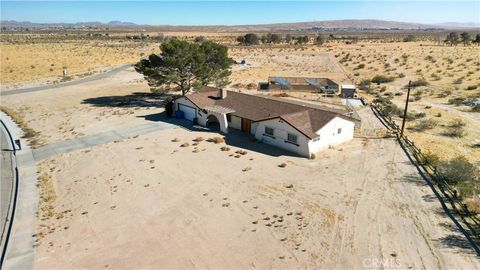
[206,114,220,130]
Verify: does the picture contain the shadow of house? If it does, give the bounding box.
[139,112,299,158]
[82,92,176,108]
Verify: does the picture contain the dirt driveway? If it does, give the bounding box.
[33,124,479,269]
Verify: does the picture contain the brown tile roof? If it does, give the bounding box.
[183,89,352,139]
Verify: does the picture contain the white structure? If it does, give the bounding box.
[174,87,356,158]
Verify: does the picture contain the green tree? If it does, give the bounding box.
[315,35,326,45]
[135,39,233,96]
[244,33,259,45]
[285,34,292,44]
[445,32,459,46]
[236,35,245,45]
[475,33,480,46]
[460,32,471,46]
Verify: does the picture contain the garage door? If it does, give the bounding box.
[178,104,196,121]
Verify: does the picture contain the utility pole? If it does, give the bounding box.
[400,80,412,137]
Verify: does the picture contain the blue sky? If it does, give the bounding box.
[1,1,479,25]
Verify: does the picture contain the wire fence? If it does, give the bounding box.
[371,103,480,255]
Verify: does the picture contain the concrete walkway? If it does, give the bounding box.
[0,64,131,97]
[0,112,38,270]
[33,120,184,161]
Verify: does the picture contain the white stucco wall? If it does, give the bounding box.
[308,117,355,154]
[229,115,242,130]
[174,97,198,117]
[254,118,311,157]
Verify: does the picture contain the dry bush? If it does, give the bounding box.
[171,138,180,142]
[220,146,230,151]
[465,196,480,214]
[278,162,287,168]
[443,119,466,137]
[409,119,438,132]
[193,136,204,142]
[180,143,190,147]
[235,149,248,155]
[208,137,224,144]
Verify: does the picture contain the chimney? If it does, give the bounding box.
[219,88,227,99]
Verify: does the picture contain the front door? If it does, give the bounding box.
[241,118,251,133]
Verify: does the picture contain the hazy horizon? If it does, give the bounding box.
[1,1,480,26]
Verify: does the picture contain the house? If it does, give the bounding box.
[173,87,356,158]
[258,76,340,94]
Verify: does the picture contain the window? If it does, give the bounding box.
[226,114,231,122]
[287,133,298,143]
[338,128,342,134]
[265,127,274,136]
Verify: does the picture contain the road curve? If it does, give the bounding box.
[0,119,18,268]
[0,64,132,97]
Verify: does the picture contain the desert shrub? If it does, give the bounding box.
[358,79,371,91]
[371,75,395,84]
[466,85,478,90]
[425,55,436,63]
[438,156,479,188]
[413,90,423,101]
[465,196,480,214]
[453,78,463,84]
[472,106,480,113]
[355,63,365,70]
[448,97,466,106]
[443,119,466,137]
[409,118,437,132]
[413,112,426,119]
[437,90,452,98]
[398,73,405,78]
[208,137,224,144]
[421,151,440,166]
[410,79,429,87]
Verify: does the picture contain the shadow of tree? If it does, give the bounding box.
[400,173,428,188]
[437,235,476,254]
[82,92,176,108]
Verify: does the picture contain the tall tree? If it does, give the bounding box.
[244,33,259,45]
[135,39,233,96]
[445,32,459,46]
[460,32,471,46]
[475,33,480,46]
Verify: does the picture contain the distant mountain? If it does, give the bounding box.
[107,21,138,26]
[437,22,480,28]
[1,19,478,31]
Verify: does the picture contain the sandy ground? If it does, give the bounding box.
[0,67,164,147]
[34,125,479,269]
[229,47,350,87]
[0,41,158,87]
[1,37,478,269]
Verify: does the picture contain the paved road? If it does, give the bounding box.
[0,64,132,97]
[32,118,193,161]
[0,121,15,263]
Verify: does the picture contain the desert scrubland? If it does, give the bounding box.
[1,30,479,268]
